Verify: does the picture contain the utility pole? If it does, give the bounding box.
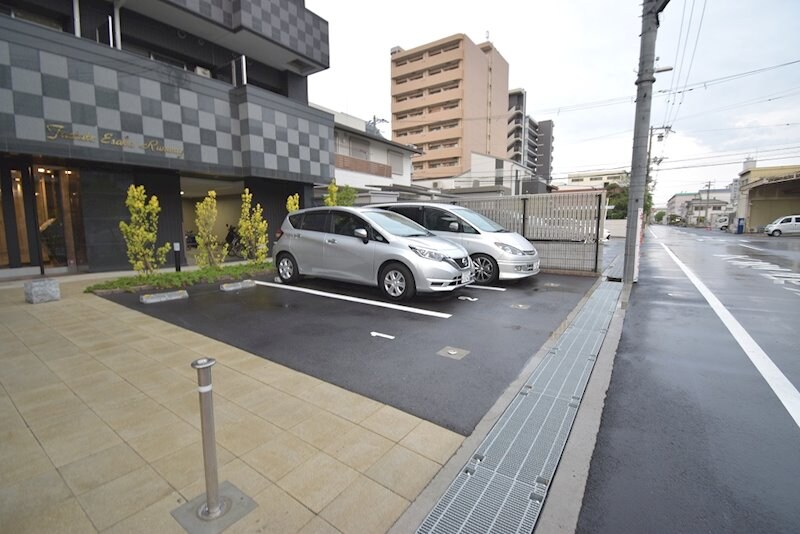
[704,180,712,227]
[623,0,671,283]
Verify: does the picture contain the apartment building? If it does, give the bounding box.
[390,34,509,182]
[507,89,554,183]
[1,0,331,277]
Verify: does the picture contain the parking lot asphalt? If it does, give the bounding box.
[106,273,597,436]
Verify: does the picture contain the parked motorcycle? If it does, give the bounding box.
[185,229,198,249]
[225,224,244,258]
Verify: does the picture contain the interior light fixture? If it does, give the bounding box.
[65,170,72,175]
[37,167,46,173]
[180,190,185,195]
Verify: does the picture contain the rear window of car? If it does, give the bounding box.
[290,211,328,232]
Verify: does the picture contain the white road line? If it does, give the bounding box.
[648,227,659,239]
[660,243,800,430]
[464,285,506,291]
[253,281,452,318]
[740,244,765,251]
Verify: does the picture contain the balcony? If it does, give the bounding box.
[392,47,462,78]
[335,154,391,178]
[1,17,334,184]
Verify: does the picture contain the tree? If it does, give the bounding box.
[119,185,171,275]
[237,188,268,263]
[323,179,357,207]
[286,193,300,213]
[654,210,666,223]
[605,183,653,220]
[194,191,227,268]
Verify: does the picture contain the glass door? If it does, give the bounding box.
[0,161,36,269]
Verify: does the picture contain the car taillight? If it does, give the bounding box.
[275,229,283,241]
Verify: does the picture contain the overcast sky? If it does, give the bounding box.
[305,0,800,205]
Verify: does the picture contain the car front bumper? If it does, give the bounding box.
[498,257,540,280]
[413,262,474,292]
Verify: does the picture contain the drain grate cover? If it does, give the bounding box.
[418,281,622,533]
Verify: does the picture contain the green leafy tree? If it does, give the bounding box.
[654,210,666,223]
[338,185,357,206]
[194,191,227,268]
[605,183,653,220]
[286,193,300,213]
[237,188,268,263]
[118,185,171,275]
[323,179,357,207]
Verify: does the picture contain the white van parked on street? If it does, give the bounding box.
[764,215,800,237]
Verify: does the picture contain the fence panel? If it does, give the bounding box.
[455,192,606,273]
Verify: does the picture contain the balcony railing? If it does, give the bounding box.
[335,154,391,178]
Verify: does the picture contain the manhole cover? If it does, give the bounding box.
[437,346,470,360]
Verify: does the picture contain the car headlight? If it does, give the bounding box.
[495,242,525,255]
[409,245,445,261]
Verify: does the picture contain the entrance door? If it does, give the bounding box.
[0,161,39,269]
[1,160,87,273]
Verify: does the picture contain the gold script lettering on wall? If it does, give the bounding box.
[45,124,184,158]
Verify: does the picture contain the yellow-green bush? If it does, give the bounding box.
[238,188,268,263]
[118,185,171,275]
[194,191,227,268]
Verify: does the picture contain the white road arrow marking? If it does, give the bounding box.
[370,331,395,340]
[458,296,479,302]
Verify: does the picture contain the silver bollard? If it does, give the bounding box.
[191,357,224,520]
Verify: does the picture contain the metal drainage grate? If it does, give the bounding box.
[418,281,623,534]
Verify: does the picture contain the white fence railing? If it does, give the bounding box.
[454,192,607,273]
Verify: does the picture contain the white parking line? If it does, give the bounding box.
[253,281,452,318]
[661,243,800,430]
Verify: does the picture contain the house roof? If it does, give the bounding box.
[335,123,423,154]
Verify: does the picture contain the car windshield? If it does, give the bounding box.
[364,210,432,237]
[451,208,507,232]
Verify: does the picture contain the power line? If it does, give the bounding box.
[667,0,708,127]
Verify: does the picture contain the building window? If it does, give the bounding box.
[350,138,369,160]
[388,151,403,175]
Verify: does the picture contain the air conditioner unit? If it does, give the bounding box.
[194,66,211,78]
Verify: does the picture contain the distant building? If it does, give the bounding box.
[735,161,800,232]
[566,169,630,188]
[685,188,731,226]
[667,192,697,222]
[390,34,509,181]
[507,89,554,183]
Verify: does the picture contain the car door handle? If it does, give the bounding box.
[326,238,337,244]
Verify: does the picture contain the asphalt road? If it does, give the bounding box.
[577,227,800,533]
[106,272,596,436]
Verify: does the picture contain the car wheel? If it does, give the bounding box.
[471,253,498,285]
[277,253,299,283]
[771,230,782,237]
[380,263,415,301]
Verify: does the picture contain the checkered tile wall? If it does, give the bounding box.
[0,21,334,184]
[166,0,330,67]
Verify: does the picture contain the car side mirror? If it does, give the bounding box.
[449,221,459,232]
[354,228,369,243]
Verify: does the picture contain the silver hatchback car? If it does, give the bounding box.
[371,203,540,285]
[273,206,474,300]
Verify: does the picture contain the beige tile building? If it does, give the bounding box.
[390,34,509,182]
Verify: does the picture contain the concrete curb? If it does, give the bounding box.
[139,289,189,304]
[220,279,256,292]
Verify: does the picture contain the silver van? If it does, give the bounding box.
[273,206,473,300]
[764,215,800,237]
[371,203,540,285]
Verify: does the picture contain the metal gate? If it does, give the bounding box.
[454,191,607,273]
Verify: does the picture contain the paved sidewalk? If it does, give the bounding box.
[0,278,463,533]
